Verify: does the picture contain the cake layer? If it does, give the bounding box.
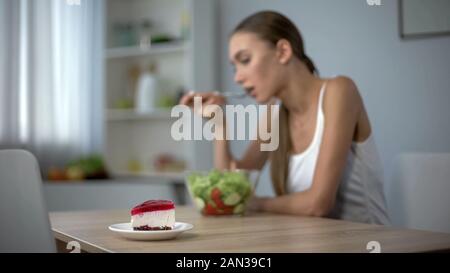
[131,200,175,216]
[131,209,175,230]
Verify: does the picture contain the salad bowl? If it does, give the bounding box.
[185,169,260,216]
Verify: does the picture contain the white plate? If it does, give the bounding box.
[108,222,193,241]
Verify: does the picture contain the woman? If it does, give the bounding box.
[180,11,390,225]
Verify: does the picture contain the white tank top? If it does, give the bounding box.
[286,81,390,225]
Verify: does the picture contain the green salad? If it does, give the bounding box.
[187,170,253,215]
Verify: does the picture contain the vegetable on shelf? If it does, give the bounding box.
[47,155,109,181]
[153,154,186,172]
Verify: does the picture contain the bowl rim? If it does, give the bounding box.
[184,169,261,186]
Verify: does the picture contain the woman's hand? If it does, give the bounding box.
[247,196,267,212]
[179,91,226,119]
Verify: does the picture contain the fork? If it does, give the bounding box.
[220,91,248,99]
[185,90,248,99]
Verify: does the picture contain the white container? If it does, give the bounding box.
[135,65,159,113]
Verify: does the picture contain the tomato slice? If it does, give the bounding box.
[206,188,236,215]
[211,188,226,209]
[211,187,221,200]
[204,203,219,215]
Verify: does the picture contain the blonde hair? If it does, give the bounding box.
[270,104,291,195]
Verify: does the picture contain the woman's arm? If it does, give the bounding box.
[253,77,362,216]
[216,138,270,171]
[180,91,272,171]
[215,137,267,170]
[215,100,276,170]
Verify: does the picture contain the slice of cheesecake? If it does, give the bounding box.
[131,200,175,231]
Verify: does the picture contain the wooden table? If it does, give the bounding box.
[50,206,450,253]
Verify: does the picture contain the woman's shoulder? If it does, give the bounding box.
[323,75,362,115]
[327,75,359,97]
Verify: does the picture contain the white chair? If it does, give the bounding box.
[387,153,450,233]
[0,150,56,252]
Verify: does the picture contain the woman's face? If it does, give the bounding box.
[229,32,285,103]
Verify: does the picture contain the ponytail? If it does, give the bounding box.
[301,54,318,75]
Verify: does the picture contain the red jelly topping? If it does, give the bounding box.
[131,200,175,216]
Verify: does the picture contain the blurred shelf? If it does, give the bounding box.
[112,170,186,182]
[106,108,174,121]
[44,180,84,184]
[105,41,187,59]
[43,179,108,184]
